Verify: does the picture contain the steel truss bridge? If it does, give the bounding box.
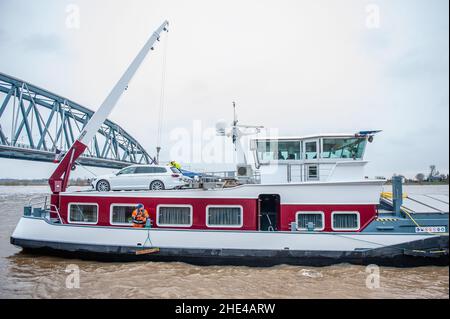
[0,72,153,169]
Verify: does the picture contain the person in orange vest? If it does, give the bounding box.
[132,203,149,228]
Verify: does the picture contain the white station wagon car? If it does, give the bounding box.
[91,165,189,191]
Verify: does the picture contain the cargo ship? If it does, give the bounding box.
[10,21,449,266]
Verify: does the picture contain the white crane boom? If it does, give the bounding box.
[49,20,169,193]
[80,20,169,144]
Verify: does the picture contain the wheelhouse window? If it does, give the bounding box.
[206,206,243,228]
[110,204,135,225]
[256,140,301,161]
[304,141,318,159]
[277,141,301,160]
[296,212,324,231]
[321,138,367,159]
[157,205,192,227]
[332,212,360,231]
[68,203,98,224]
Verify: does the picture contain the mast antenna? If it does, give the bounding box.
[228,101,264,164]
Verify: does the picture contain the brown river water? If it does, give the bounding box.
[0,185,448,299]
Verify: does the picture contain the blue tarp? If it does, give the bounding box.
[180,169,199,178]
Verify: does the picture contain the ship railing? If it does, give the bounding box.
[199,170,261,184]
[28,195,49,208]
[25,195,64,224]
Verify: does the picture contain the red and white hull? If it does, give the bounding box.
[10,180,449,266]
[11,216,446,266]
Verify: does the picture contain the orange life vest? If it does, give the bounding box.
[132,209,149,228]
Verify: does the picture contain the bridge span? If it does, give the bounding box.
[0,72,153,169]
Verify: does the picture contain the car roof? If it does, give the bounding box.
[127,164,168,168]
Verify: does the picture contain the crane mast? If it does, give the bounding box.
[49,20,169,194]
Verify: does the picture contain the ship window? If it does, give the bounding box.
[307,165,318,180]
[206,206,243,228]
[256,140,301,161]
[110,204,135,225]
[157,205,192,227]
[332,212,360,231]
[322,138,366,159]
[68,203,98,224]
[256,140,275,161]
[296,212,324,230]
[278,141,301,160]
[304,141,318,160]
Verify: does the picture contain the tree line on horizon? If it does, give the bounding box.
[391,165,449,184]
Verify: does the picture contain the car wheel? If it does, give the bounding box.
[96,180,111,192]
[150,180,165,190]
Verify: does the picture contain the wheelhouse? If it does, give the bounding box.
[251,133,372,184]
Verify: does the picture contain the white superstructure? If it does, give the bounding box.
[250,132,379,184]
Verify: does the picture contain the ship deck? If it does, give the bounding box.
[381,194,449,214]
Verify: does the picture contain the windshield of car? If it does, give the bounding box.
[170,167,181,174]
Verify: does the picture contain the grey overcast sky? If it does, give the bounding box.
[0,0,448,179]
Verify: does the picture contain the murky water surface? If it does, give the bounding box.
[0,185,448,298]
